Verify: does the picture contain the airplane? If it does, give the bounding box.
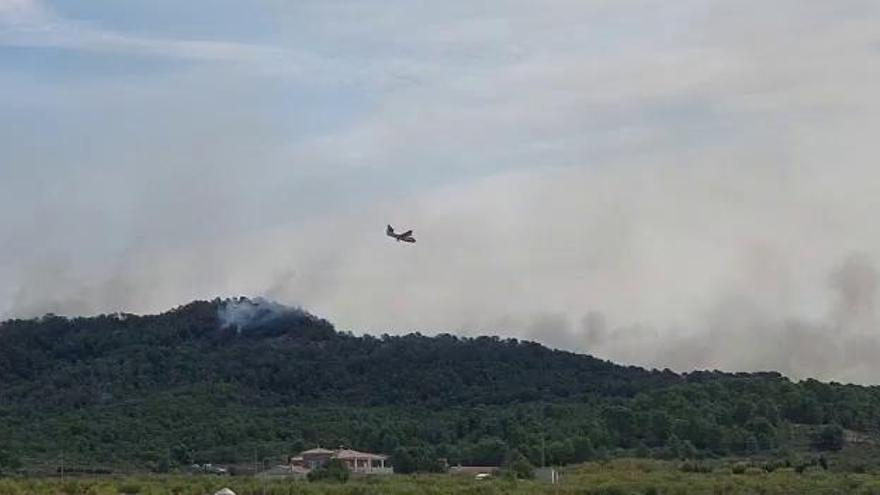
[386,224,416,243]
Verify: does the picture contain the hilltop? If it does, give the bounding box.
[1,298,878,473]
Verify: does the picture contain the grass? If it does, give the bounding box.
[4,459,880,495]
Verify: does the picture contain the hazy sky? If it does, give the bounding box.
[3,1,880,383]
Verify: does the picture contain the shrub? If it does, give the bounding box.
[502,450,535,480]
[761,460,786,473]
[0,480,20,495]
[117,482,142,495]
[680,461,712,473]
[60,481,82,495]
[307,459,350,483]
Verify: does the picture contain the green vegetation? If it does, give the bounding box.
[502,450,536,479]
[2,298,880,474]
[3,460,880,494]
[813,424,846,451]
[307,459,350,483]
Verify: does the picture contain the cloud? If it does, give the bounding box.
[0,0,283,63]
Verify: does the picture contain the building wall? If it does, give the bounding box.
[302,453,334,469]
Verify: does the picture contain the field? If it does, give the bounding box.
[4,460,880,495]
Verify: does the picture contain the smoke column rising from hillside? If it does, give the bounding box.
[217,297,311,332]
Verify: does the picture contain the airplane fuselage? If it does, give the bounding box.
[387,225,416,243]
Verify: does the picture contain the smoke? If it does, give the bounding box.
[217,297,312,333]
[527,252,880,384]
[3,1,880,383]
[829,253,877,333]
[5,158,880,383]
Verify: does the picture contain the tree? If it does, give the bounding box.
[648,411,671,446]
[0,446,21,475]
[604,406,636,446]
[307,458,349,483]
[502,450,535,479]
[572,436,595,462]
[154,458,171,474]
[170,443,194,466]
[681,440,698,460]
[784,393,824,424]
[812,425,845,451]
[749,418,777,450]
[391,447,445,474]
[744,434,759,455]
[667,434,684,459]
[547,440,575,466]
[465,438,507,466]
[756,399,780,425]
[733,400,755,424]
[391,448,417,474]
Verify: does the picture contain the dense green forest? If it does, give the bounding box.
[1,298,878,474]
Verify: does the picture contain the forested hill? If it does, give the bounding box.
[0,298,879,473]
[0,298,674,408]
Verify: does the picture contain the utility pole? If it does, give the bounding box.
[555,468,561,494]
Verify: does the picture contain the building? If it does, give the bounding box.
[289,447,393,475]
[297,448,336,470]
[334,449,392,474]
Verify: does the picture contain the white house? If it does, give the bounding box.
[290,447,393,475]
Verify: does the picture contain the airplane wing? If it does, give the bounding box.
[400,230,413,237]
[401,237,416,243]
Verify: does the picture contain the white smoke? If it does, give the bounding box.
[3,0,880,384]
[217,297,310,333]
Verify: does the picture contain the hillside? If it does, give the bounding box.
[1,298,879,473]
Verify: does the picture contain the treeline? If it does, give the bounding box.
[0,299,878,473]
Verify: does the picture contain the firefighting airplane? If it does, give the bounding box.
[386,225,416,243]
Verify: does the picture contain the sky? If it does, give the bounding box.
[2,0,880,383]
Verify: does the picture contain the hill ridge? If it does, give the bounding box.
[1,298,877,472]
